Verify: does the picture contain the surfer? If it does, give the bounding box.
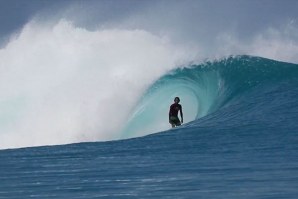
[169,97,183,128]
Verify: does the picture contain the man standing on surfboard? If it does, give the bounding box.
[169,97,183,128]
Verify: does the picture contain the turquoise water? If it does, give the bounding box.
[1,55,298,198]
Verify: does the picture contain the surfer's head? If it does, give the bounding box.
[174,97,180,103]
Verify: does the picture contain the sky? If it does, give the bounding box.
[1,0,298,62]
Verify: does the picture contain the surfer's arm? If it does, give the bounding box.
[180,106,183,123]
[169,105,174,119]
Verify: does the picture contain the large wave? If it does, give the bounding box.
[1,19,298,150]
[0,20,194,149]
[121,55,298,138]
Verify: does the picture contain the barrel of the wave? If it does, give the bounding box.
[120,62,222,139]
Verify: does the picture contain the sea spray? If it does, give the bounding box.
[0,19,194,149]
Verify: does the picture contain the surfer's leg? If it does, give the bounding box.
[169,116,180,128]
[169,116,177,128]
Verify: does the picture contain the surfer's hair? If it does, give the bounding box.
[174,97,180,102]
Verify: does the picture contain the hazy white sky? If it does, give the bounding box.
[1,0,298,62]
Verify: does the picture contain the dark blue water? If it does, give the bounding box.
[1,56,298,198]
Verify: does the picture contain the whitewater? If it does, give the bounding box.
[1,20,298,198]
[0,20,196,149]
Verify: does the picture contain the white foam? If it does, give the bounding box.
[0,19,195,149]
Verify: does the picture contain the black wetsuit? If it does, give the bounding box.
[169,103,183,126]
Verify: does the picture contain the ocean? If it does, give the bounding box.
[1,55,298,198]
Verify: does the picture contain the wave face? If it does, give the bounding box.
[121,55,298,138]
[1,56,298,198]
